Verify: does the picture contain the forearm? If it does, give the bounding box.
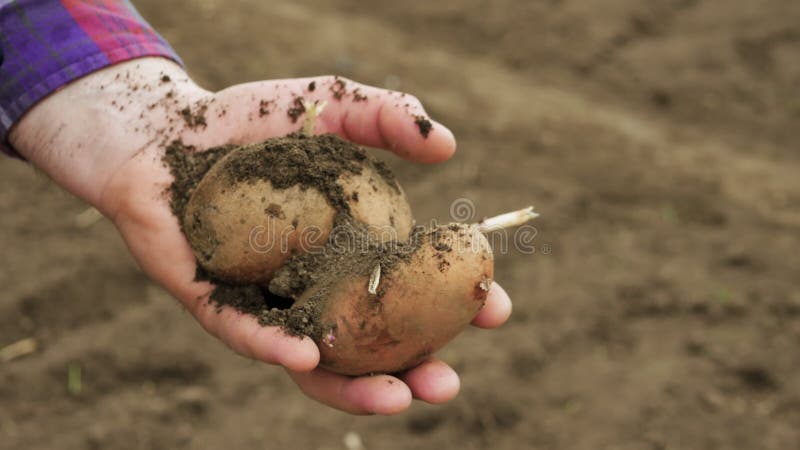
[8,58,209,210]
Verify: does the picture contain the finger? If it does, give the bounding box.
[211,76,456,164]
[471,282,513,329]
[317,78,457,164]
[191,300,320,372]
[287,368,413,415]
[398,357,460,404]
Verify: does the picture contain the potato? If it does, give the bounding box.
[341,169,413,242]
[184,177,333,285]
[182,135,413,286]
[299,223,494,376]
[171,132,532,377]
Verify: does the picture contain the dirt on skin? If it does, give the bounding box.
[164,133,411,339]
[3,1,800,449]
[286,97,306,123]
[179,103,209,129]
[414,116,432,138]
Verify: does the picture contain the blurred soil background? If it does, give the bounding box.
[2,0,799,448]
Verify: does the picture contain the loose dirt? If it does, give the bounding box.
[2,1,799,449]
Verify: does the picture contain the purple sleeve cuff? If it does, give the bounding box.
[0,0,183,158]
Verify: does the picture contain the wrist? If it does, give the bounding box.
[8,57,210,208]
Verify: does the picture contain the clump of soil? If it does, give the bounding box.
[163,140,235,224]
[268,216,422,299]
[211,133,398,214]
[164,133,412,338]
[194,278,320,338]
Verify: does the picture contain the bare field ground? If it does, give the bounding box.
[2,1,799,449]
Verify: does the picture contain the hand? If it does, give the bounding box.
[10,58,513,414]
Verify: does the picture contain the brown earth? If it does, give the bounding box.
[2,0,800,449]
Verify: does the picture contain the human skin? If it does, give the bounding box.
[8,57,513,415]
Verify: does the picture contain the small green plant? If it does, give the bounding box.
[67,363,82,396]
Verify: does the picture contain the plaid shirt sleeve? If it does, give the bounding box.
[0,0,183,157]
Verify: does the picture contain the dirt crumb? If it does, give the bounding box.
[287,97,306,123]
[352,88,368,102]
[259,99,273,117]
[180,103,208,129]
[265,203,286,219]
[330,78,347,100]
[414,116,432,138]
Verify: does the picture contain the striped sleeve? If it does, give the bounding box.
[0,0,183,156]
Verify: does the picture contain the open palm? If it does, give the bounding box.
[76,74,512,415]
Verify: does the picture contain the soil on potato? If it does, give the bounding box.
[163,140,234,222]
[165,133,398,225]
[266,215,421,300]
[2,1,800,449]
[164,133,410,339]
